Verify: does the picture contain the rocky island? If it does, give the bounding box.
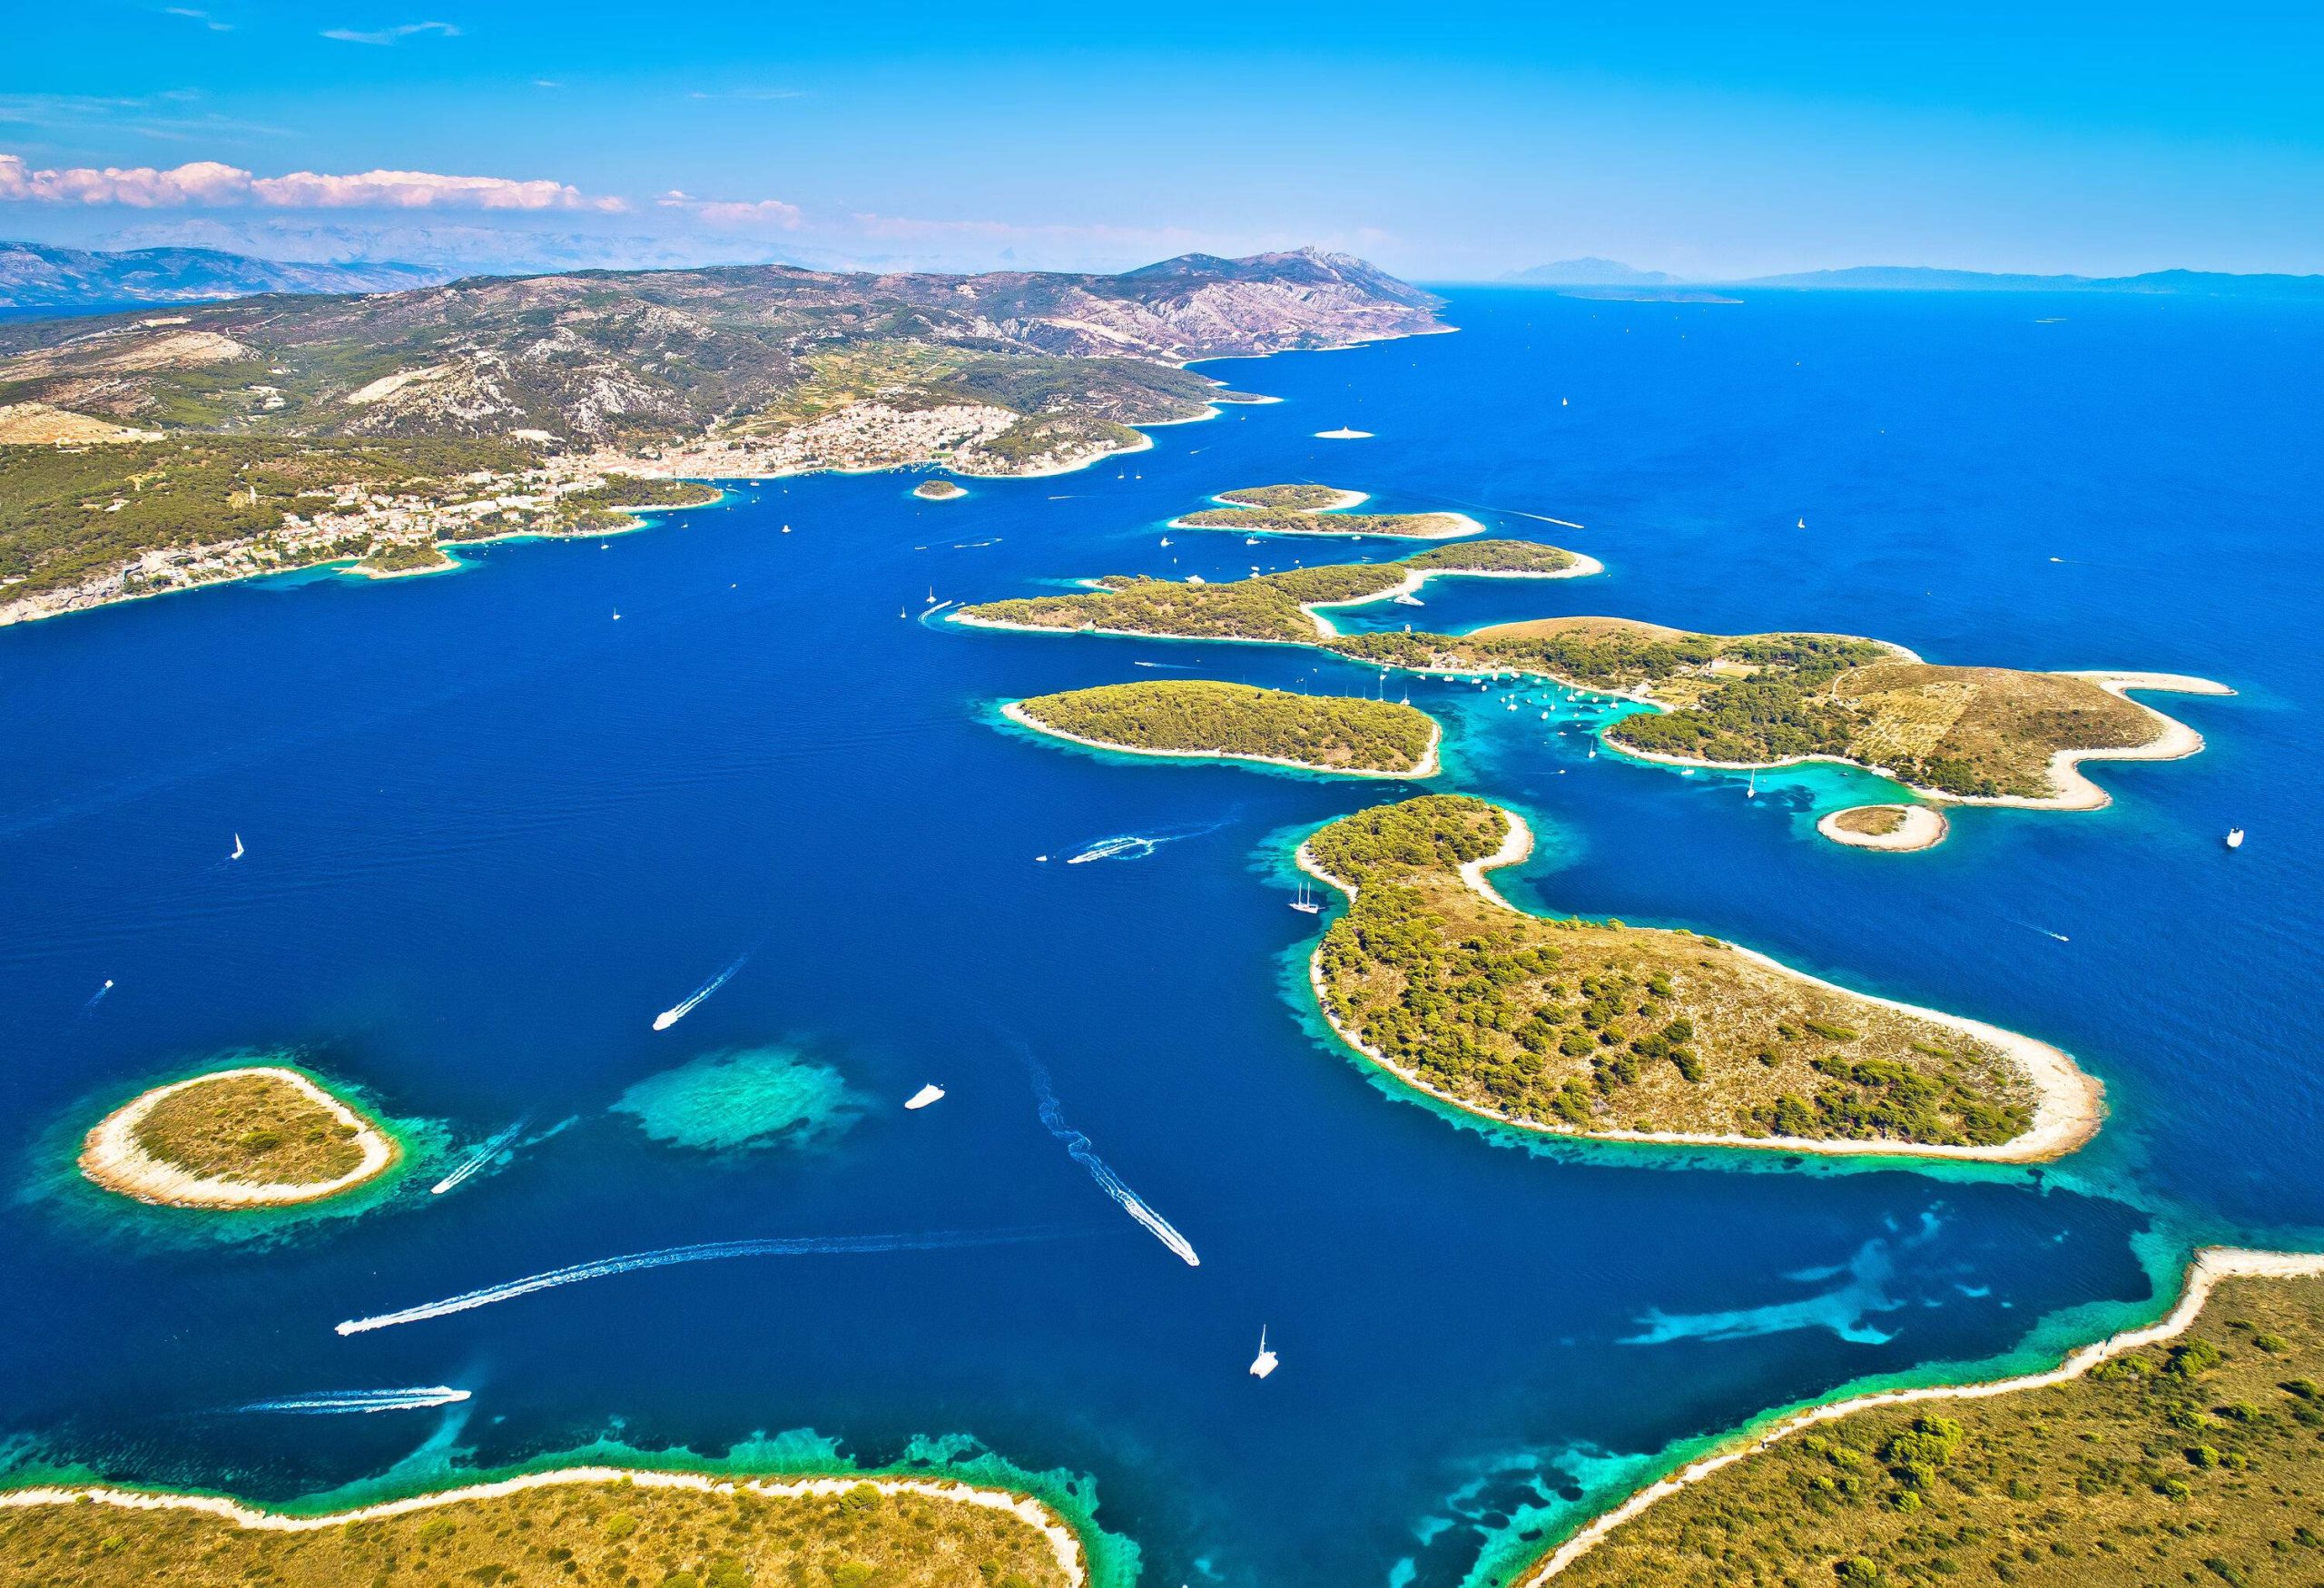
[957,540,1594,644]
[78,1064,399,1208]
[913,478,968,501]
[1300,795,2100,1159]
[1006,680,1440,776]
[0,1469,1082,1588]
[0,249,1439,626]
[1534,1251,2324,1588]
[960,574,2223,808]
[1173,483,1482,538]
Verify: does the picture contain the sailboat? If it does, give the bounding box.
[230,833,245,861]
[2227,828,2246,849]
[1746,770,1758,798]
[904,1083,946,1110]
[1248,1327,1278,1378]
[1797,516,1807,529]
[1290,880,1323,915]
[1159,536,1172,547]
[924,587,937,604]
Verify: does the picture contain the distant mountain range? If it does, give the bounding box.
[1503,260,2324,297]
[0,242,445,311]
[0,247,1442,450]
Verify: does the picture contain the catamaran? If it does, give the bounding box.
[1290,881,1323,915]
[1249,1327,1278,1378]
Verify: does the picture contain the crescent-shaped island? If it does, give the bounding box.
[1170,483,1482,539]
[1298,794,2101,1160]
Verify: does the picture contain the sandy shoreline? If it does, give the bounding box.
[1522,1247,2324,1585]
[78,1065,399,1208]
[1167,490,1484,540]
[1002,699,1440,779]
[1817,804,1949,852]
[947,557,1605,652]
[1607,671,2230,811]
[0,1467,1087,1587]
[1295,807,2102,1164]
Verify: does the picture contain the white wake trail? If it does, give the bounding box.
[238,1387,470,1414]
[430,1117,530,1196]
[1029,1062,1199,1267]
[653,951,752,1031]
[335,1228,1061,1335]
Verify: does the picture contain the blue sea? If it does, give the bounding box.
[3,289,2319,1587]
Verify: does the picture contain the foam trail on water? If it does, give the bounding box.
[430,1116,530,1196]
[653,950,752,1031]
[1064,814,1235,865]
[238,1387,471,1414]
[1027,1060,1199,1267]
[335,1227,1058,1335]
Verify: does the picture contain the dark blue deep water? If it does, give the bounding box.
[3,290,2319,1588]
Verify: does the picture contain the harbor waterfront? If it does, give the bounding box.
[2,288,2318,1588]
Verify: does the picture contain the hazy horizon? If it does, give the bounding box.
[5,1,2320,281]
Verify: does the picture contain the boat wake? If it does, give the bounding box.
[334,1226,1067,1335]
[430,1116,532,1196]
[654,949,753,1031]
[237,1387,471,1414]
[1027,1057,1200,1267]
[1064,815,1233,865]
[82,979,114,1015]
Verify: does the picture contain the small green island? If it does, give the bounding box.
[1301,794,2099,1159]
[957,540,1591,643]
[960,567,2223,804]
[1535,1254,2324,1588]
[913,478,969,500]
[77,1065,399,1208]
[0,1470,1081,1588]
[1173,483,1481,538]
[1007,680,1440,776]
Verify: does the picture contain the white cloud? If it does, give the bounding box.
[657,190,803,229]
[320,19,459,44]
[0,155,625,212]
[164,7,232,29]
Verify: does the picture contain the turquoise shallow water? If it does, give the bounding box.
[1,289,2319,1586]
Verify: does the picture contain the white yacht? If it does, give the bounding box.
[1248,1327,1278,1378]
[2227,828,2246,849]
[905,1084,946,1110]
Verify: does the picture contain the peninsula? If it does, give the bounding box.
[0,248,1440,626]
[1006,680,1440,776]
[1300,794,2100,1159]
[1534,1250,2324,1588]
[956,540,1593,644]
[1173,483,1482,538]
[0,1467,1081,1588]
[78,1065,399,1208]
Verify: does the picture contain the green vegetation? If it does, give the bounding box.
[913,478,967,500]
[1549,1274,2324,1588]
[1013,680,1437,774]
[0,1476,1074,1588]
[1216,484,1352,509]
[556,475,721,511]
[1833,805,1911,837]
[357,541,455,575]
[1178,483,1472,538]
[960,541,1580,643]
[0,438,532,596]
[130,1071,370,1187]
[964,585,2171,799]
[1305,796,2039,1148]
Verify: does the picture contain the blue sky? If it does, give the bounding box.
[5,0,2319,278]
